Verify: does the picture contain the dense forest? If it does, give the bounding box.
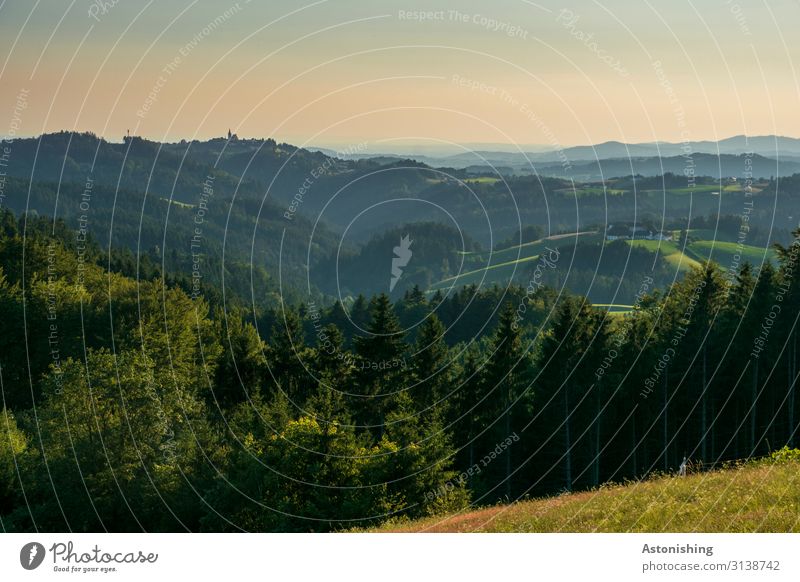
[2,203,800,532]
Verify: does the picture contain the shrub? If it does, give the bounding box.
[770,446,800,463]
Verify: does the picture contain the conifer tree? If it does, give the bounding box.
[353,294,407,437]
[475,301,532,499]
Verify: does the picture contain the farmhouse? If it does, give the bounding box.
[605,223,673,241]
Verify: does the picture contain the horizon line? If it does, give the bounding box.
[4,130,800,152]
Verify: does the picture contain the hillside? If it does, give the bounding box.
[423,228,780,307]
[397,135,800,171]
[374,457,800,533]
[424,232,683,306]
[539,153,799,181]
[2,133,794,307]
[428,231,602,292]
[627,239,703,271]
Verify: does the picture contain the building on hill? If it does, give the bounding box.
[606,223,672,241]
[606,224,632,240]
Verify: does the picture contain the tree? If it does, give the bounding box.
[383,392,468,519]
[353,294,407,438]
[204,415,400,532]
[534,296,607,492]
[12,349,215,531]
[397,285,430,331]
[745,262,777,454]
[0,408,26,516]
[307,323,353,430]
[266,306,314,406]
[674,265,725,462]
[213,308,266,408]
[409,313,449,417]
[474,301,533,500]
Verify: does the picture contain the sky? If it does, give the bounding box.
[1,0,799,152]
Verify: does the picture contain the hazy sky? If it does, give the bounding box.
[1,0,799,150]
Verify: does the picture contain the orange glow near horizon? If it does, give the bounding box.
[1,0,799,150]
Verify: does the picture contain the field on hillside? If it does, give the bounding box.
[626,239,702,271]
[464,177,502,184]
[429,232,601,291]
[626,238,777,273]
[372,458,800,533]
[555,186,626,196]
[430,231,778,299]
[689,240,777,268]
[593,303,635,315]
[641,183,765,195]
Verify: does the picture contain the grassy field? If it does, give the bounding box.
[626,239,703,271]
[688,228,733,242]
[555,186,626,196]
[641,183,763,195]
[460,231,601,264]
[160,197,195,209]
[594,303,635,315]
[428,253,544,290]
[627,238,777,273]
[432,232,776,295]
[372,458,800,533]
[553,181,766,199]
[429,232,601,291]
[688,240,777,269]
[464,177,502,184]
[650,185,720,195]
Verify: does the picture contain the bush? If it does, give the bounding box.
[770,446,800,463]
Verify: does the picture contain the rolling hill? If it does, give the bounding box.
[429,231,602,291]
[626,239,702,272]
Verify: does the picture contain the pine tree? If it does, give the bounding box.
[267,306,313,405]
[213,308,266,407]
[474,301,532,499]
[323,300,351,341]
[353,294,407,438]
[410,313,449,417]
[447,341,485,486]
[718,263,756,458]
[397,285,430,331]
[350,294,371,331]
[535,296,606,492]
[308,323,353,430]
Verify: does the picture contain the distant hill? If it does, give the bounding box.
[5,132,800,303]
[539,153,794,181]
[0,133,346,301]
[539,134,800,162]
[410,152,797,180]
[1,132,352,205]
[360,135,800,177]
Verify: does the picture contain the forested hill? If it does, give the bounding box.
[3,207,800,532]
[4,132,800,311]
[537,152,799,181]
[0,130,358,303]
[12,133,800,252]
[1,132,346,205]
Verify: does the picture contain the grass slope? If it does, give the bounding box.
[429,232,601,291]
[375,459,800,533]
[626,239,703,272]
[688,240,778,269]
[431,232,776,294]
[628,238,777,273]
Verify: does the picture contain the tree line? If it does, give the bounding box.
[2,209,800,531]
